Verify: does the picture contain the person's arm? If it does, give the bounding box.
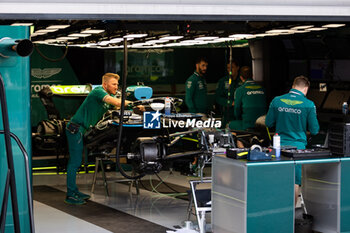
[233,88,243,119]
[104,96,145,112]
[265,101,276,128]
[307,103,320,135]
[185,78,197,113]
[103,95,132,108]
[215,79,228,107]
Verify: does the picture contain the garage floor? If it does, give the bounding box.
[32,169,212,233]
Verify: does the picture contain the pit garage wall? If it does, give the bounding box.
[0,25,31,233]
[1,0,350,20]
[30,45,252,128]
[30,45,81,127]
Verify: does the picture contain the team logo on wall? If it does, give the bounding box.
[143,111,161,129]
[31,68,62,79]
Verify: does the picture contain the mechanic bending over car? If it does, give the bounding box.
[65,72,145,205]
[265,75,320,205]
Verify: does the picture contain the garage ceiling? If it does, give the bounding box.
[2,0,350,20]
[0,20,348,49]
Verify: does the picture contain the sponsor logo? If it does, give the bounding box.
[31,84,91,98]
[247,90,264,95]
[143,113,222,129]
[198,81,204,89]
[278,107,302,114]
[186,81,192,89]
[31,68,62,79]
[143,111,162,129]
[280,99,303,105]
[50,85,91,95]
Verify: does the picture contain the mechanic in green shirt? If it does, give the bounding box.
[229,66,266,130]
[65,73,144,205]
[215,61,242,127]
[185,57,208,114]
[265,75,319,205]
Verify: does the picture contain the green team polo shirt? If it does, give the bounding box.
[215,74,242,109]
[233,79,266,129]
[215,74,242,123]
[70,86,115,132]
[265,88,320,149]
[185,72,208,113]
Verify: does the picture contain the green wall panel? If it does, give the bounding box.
[0,25,31,233]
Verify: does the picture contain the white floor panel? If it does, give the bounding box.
[34,201,112,233]
[37,171,194,229]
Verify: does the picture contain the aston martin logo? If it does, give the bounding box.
[280,99,303,105]
[31,68,62,79]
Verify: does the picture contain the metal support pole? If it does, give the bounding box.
[0,131,35,233]
[0,73,21,233]
[225,43,233,128]
[0,170,10,233]
[115,38,143,180]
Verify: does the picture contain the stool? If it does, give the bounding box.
[91,156,140,196]
[187,179,212,233]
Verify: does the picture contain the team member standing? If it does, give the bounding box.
[215,61,241,126]
[265,75,319,204]
[65,73,143,205]
[229,66,266,130]
[185,57,208,114]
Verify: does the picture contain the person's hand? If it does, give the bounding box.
[136,105,145,112]
[232,101,235,106]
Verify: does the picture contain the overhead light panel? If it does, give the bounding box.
[68,33,92,37]
[306,27,327,31]
[46,25,70,29]
[83,43,98,47]
[33,41,48,44]
[179,40,208,46]
[109,38,124,43]
[11,23,33,26]
[214,37,237,41]
[98,41,110,46]
[145,39,169,44]
[195,36,219,41]
[31,33,46,37]
[164,43,183,47]
[180,40,199,44]
[322,24,346,28]
[81,29,105,34]
[45,39,59,43]
[206,40,221,44]
[35,29,59,34]
[192,41,209,45]
[229,34,254,39]
[255,33,268,37]
[151,45,165,48]
[265,29,291,34]
[160,36,183,40]
[291,25,314,30]
[123,34,148,39]
[255,33,278,37]
[56,36,79,40]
